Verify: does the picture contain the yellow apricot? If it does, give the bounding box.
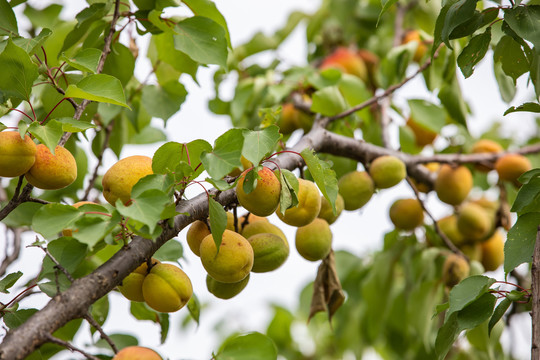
[434,164,473,205]
[187,212,235,256]
[471,139,503,172]
[295,218,332,261]
[369,155,407,189]
[237,213,269,232]
[113,346,162,360]
[442,253,470,287]
[142,263,193,313]
[459,243,483,262]
[402,30,427,62]
[318,194,345,224]
[481,231,505,271]
[495,154,532,185]
[277,178,321,227]
[338,171,374,211]
[247,233,289,272]
[236,167,281,217]
[457,202,493,242]
[389,198,424,231]
[25,145,77,190]
[102,155,153,205]
[241,221,287,243]
[200,230,254,283]
[206,274,250,299]
[437,215,467,247]
[118,258,160,302]
[0,132,36,177]
[406,118,437,147]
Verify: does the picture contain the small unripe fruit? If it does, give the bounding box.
[338,171,374,211]
[406,118,437,147]
[118,259,160,302]
[113,346,162,360]
[102,155,153,205]
[320,47,368,82]
[369,155,407,189]
[277,179,321,227]
[241,221,287,243]
[142,263,193,313]
[434,165,473,205]
[442,253,470,287]
[247,233,289,272]
[437,215,466,247]
[481,231,504,271]
[471,139,503,172]
[457,202,493,242]
[200,230,254,283]
[206,274,250,299]
[495,154,532,185]
[236,167,281,217]
[278,103,301,135]
[389,198,424,231]
[318,194,345,224]
[295,218,332,261]
[0,132,36,177]
[25,145,77,190]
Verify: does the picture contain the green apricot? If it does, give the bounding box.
[206,274,250,299]
[389,198,424,231]
[118,259,160,302]
[236,167,281,217]
[338,171,374,211]
[318,194,344,224]
[295,218,332,261]
[368,155,406,189]
[241,221,287,243]
[457,202,492,242]
[142,263,193,313]
[247,233,289,272]
[277,178,321,227]
[442,253,470,287]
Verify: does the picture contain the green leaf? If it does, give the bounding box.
[3,309,38,329]
[72,211,121,249]
[408,99,446,132]
[173,16,228,68]
[27,120,63,154]
[148,31,198,81]
[504,6,540,51]
[153,239,183,262]
[0,0,18,35]
[32,203,82,239]
[183,0,230,44]
[11,28,52,55]
[65,74,130,108]
[61,3,110,52]
[153,140,211,179]
[56,117,97,132]
[456,292,496,330]
[2,202,43,227]
[488,297,511,335]
[519,169,540,184]
[435,312,459,360]
[141,82,187,122]
[60,48,101,73]
[116,189,171,235]
[511,177,540,214]
[200,128,244,179]
[41,237,88,278]
[208,197,227,250]
[378,0,399,25]
[278,169,299,215]
[90,295,109,328]
[0,39,38,100]
[95,334,138,351]
[494,61,517,103]
[441,0,478,49]
[310,86,348,116]
[504,102,540,115]
[447,275,496,319]
[301,149,338,214]
[457,28,491,78]
[187,293,200,326]
[0,272,22,294]
[241,125,280,165]
[493,35,529,81]
[438,77,468,129]
[218,332,278,360]
[505,212,540,273]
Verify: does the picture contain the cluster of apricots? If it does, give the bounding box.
[0,131,77,189]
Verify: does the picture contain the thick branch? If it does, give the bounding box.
[532,227,540,360]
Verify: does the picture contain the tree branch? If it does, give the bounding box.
[44,334,101,360]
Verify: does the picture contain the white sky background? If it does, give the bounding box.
[1,0,536,359]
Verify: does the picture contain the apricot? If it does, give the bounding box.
[402,30,427,62]
[113,346,162,360]
[406,118,437,147]
[228,156,252,177]
[318,194,344,224]
[277,178,321,227]
[413,162,440,193]
[459,243,482,262]
[278,103,301,135]
[434,164,473,205]
[320,47,368,82]
[495,154,532,185]
[241,221,287,243]
[442,253,470,287]
[236,167,281,217]
[338,171,375,211]
[187,212,235,256]
[295,218,332,261]
[389,198,424,231]
[206,274,250,299]
[62,201,97,237]
[0,132,36,177]
[118,258,160,302]
[369,155,407,189]
[247,233,289,272]
[25,145,77,190]
[437,215,466,246]
[481,231,504,271]
[457,202,493,242]
[238,213,269,232]
[142,263,193,313]
[200,230,254,283]
[102,155,153,205]
[471,139,503,172]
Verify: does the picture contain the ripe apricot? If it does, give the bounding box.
[113,346,162,360]
[102,155,153,205]
[471,139,503,172]
[406,118,438,147]
[206,274,250,299]
[437,215,466,247]
[186,212,235,256]
[402,30,427,62]
[241,221,287,243]
[236,167,281,217]
[434,164,472,205]
[495,154,532,185]
[369,155,407,189]
[118,258,160,302]
[0,132,36,177]
[25,145,77,190]
[247,233,289,272]
[457,202,493,242]
[320,47,368,82]
[200,230,254,283]
[142,263,192,313]
[238,213,269,232]
[442,253,470,287]
[338,171,374,211]
[389,198,424,231]
[481,231,504,271]
[277,178,321,227]
[318,194,345,224]
[295,218,332,261]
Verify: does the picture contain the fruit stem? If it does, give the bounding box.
[41,97,68,125]
[8,108,34,122]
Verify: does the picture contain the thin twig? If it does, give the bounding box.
[84,313,118,354]
[81,122,114,201]
[45,334,101,360]
[31,245,74,282]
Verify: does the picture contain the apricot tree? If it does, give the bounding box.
[1,0,540,359]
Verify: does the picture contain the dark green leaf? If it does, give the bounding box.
[435,312,459,360]
[457,28,491,78]
[41,238,88,277]
[28,120,63,154]
[0,39,38,100]
[200,128,244,179]
[32,203,82,239]
[0,272,22,293]
[153,239,183,262]
[457,292,496,330]
[504,6,540,51]
[408,99,446,132]
[2,202,43,227]
[208,197,227,250]
[504,102,540,115]
[488,297,511,335]
[0,0,18,35]
[441,0,478,48]
[182,0,231,45]
[152,140,211,179]
[95,334,138,350]
[438,77,468,129]
[218,332,278,360]
[3,309,38,329]
[505,212,540,273]
[242,125,280,165]
[519,169,540,184]
[511,177,540,214]
[447,275,496,319]
[141,82,187,122]
[278,169,299,215]
[116,189,170,235]
[73,211,121,249]
[65,74,129,108]
[60,48,101,73]
[301,149,338,214]
[493,35,529,81]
